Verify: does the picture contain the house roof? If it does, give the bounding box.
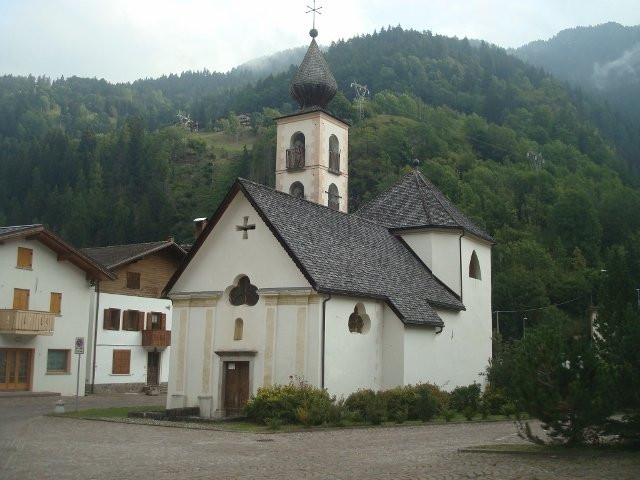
[356,170,494,243]
[82,241,186,270]
[165,179,464,326]
[0,224,115,281]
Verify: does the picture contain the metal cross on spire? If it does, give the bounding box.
[306,0,322,31]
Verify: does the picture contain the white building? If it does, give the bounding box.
[163,29,493,418]
[82,241,186,393]
[0,225,113,395]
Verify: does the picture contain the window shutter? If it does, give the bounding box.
[103,309,110,329]
[160,313,167,330]
[17,247,33,268]
[13,289,30,310]
[112,350,131,374]
[138,311,145,331]
[50,293,62,314]
[146,312,152,330]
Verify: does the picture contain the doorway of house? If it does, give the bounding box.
[223,361,249,416]
[147,352,160,386]
[0,348,32,391]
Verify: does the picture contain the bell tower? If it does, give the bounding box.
[274,27,349,213]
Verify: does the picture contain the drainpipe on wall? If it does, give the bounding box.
[321,294,332,389]
[458,231,466,303]
[90,280,100,394]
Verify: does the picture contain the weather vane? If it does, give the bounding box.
[306,0,322,31]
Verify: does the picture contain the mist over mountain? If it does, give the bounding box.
[513,22,640,123]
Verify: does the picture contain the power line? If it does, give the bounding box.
[493,295,586,315]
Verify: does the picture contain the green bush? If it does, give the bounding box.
[480,387,508,416]
[450,383,481,413]
[345,389,387,424]
[408,384,440,422]
[344,389,377,422]
[381,387,412,423]
[245,378,334,425]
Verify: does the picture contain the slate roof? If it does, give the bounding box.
[356,171,494,242]
[290,37,338,110]
[0,224,114,280]
[167,179,464,326]
[82,241,186,270]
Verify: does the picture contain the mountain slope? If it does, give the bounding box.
[513,22,640,124]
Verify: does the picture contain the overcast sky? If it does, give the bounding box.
[1,0,639,83]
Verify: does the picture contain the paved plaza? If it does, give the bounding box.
[1,393,639,479]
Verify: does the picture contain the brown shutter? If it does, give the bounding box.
[146,312,152,330]
[138,311,145,331]
[112,350,131,374]
[103,309,110,329]
[160,313,166,331]
[17,247,33,268]
[13,288,30,310]
[50,292,62,314]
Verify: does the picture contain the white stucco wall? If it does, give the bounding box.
[86,292,172,389]
[275,111,349,212]
[0,237,92,395]
[400,229,462,296]
[324,296,384,398]
[402,235,492,391]
[167,191,322,416]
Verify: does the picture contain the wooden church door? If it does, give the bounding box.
[223,361,249,416]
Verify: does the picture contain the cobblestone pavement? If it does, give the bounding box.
[1,395,639,480]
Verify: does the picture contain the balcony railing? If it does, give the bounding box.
[286,147,305,169]
[0,309,55,335]
[142,329,171,350]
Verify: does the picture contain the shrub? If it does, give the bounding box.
[245,377,334,425]
[381,387,412,423]
[345,389,377,422]
[480,387,508,416]
[408,384,440,422]
[450,383,481,413]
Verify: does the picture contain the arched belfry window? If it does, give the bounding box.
[229,276,259,306]
[234,318,243,341]
[289,181,305,199]
[329,134,340,172]
[469,251,482,280]
[328,184,340,211]
[287,132,305,169]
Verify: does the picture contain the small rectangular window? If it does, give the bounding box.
[50,292,62,315]
[112,350,131,374]
[126,272,141,289]
[103,308,121,330]
[13,288,30,310]
[123,310,143,331]
[17,247,33,269]
[47,349,70,373]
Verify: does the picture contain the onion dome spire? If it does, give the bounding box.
[289,29,338,110]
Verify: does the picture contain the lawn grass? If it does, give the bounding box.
[58,405,164,418]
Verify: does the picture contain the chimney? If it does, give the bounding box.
[167,236,175,243]
[194,217,207,240]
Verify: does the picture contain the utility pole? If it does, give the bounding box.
[350,81,370,119]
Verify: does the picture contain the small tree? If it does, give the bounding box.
[494,313,613,446]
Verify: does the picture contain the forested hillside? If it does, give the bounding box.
[2,26,640,334]
[513,22,640,125]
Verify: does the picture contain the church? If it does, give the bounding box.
[162,28,493,418]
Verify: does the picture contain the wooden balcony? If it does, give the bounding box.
[0,309,55,335]
[142,329,171,351]
[286,147,305,169]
